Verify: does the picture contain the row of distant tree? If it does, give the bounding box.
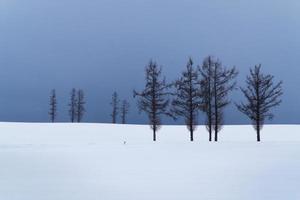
[49,55,283,142]
[49,88,86,123]
[48,89,130,124]
[133,56,282,142]
[110,92,130,124]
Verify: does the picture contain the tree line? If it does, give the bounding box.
[48,89,130,124]
[49,88,86,123]
[134,56,282,142]
[48,55,283,142]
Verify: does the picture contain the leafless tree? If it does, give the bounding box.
[133,60,170,141]
[121,100,130,124]
[49,89,57,122]
[69,88,77,123]
[76,89,85,123]
[110,92,120,124]
[236,64,283,142]
[171,58,201,141]
[199,56,238,141]
[199,56,214,141]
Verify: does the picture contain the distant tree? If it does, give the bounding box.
[171,58,201,141]
[49,89,57,122]
[69,88,77,123]
[134,60,170,141]
[236,65,283,142]
[76,89,85,122]
[121,100,130,124]
[110,92,120,124]
[199,56,238,142]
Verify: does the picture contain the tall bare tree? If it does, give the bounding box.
[212,60,238,141]
[134,61,170,141]
[236,64,283,142]
[199,56,214,141]
[110,92,119,124]
[121,100,130,124]
[200,56,238,141]
[69,88,77,123]
[76,89,85,123]
[171,58,201,141]
[49,89,57,122]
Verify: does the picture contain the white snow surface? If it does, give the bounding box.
[0,122,299,200]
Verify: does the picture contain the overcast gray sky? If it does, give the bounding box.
[0,0,300,124]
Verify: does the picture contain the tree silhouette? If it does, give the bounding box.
[121,100,130,124]
[49,89,57,122]
[76,89,85,123]
[199,56,214,141]
[171,58,201,141]
[134,61,170,141]
[69,88,77,123]
[200,56,238,141]
[236,64,283,142]
[110,92,120,124]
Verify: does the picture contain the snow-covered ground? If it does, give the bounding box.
[0,123,299,200]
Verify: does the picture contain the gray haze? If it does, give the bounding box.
[1,0,300,124]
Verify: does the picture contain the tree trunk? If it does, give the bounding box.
[213,66,218,142]
[153,127,156,141]
[190,128,194,142]
[208,59,212,142]
[214,129,218,142]
[189,112,194,142]
[209,126,212,142]
[256,75,260,142]
[214,104,218,142]
[256,122,261,142]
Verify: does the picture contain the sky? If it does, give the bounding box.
[0,0,300,124]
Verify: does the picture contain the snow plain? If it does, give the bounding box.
[0,122,299,200]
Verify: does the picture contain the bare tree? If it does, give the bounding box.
[236,64,283,142]
[199,56,238,141]
[199,56,214,141]
[49,89,57,122]
[121,100,130,124]
[76,89,85,123]
[69,88,77,123]
[171,58,201,141]
[133,60,170,141]
[211,59,238,141]
[110,92,119,124]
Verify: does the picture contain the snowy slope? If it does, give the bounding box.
[0,123,299,200]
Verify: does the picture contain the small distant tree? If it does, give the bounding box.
[134,60,170,141]
[76,89,85,123]
[236,65,283,142]
[110,92,120,124]
[171,58,201,141]
[121,100,130,124]
[69,88,77,123]
[49,89,57,122]
[199,56,238,142]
